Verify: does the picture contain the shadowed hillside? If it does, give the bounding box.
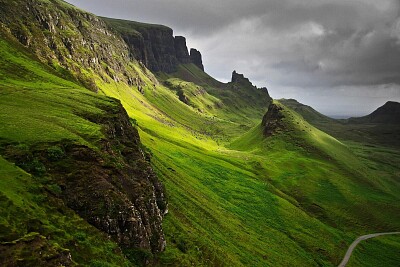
[280,99,400,148]
[0,0,399,266]
[348,101,400,124]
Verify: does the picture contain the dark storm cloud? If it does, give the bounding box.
[66,0,400,116]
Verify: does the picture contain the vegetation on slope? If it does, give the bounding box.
[0,0,399,266]
[280,98,400,148]
[279,98,335,125]
[0,28,168,266]
[347,235,400,267]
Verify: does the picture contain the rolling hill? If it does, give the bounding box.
[280,98,400,149]
[348,101,400,124]
[0,0,399,266]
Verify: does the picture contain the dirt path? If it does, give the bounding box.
[338,232,400,267]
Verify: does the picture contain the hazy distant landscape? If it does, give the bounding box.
[0,0,399,266]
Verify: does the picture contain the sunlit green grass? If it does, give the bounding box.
[1,15,399,266]
[347,235,400,267]
[94,62,400,265]
[0,31,133,266]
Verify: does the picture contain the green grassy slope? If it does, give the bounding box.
[0,30,136,266]
[280,99,400,148]
[228,101,400,262]
[160,64,272,138]
[109,70,400,265]
[1,1,399,266]
[347,235,400,267]
[279,98,334,124]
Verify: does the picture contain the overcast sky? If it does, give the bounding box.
[66,0,400,117]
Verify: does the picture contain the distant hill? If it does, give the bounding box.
[279,99,400,148]
[348,101,400,124]
[279,98,334,124]
[1,0,400,266]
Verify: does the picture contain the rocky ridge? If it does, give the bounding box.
[103,17,204,73]
[226,70,272,110]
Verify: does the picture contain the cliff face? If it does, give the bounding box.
[0,0,167,257]
[174,36,191,64]
[60,103,167,253]
[103,17,204,73]
[1,98,167,256]
[190,48,204,71]
[0,0,141,91]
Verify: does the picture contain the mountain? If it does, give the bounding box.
[348,101,400,124]
[0,0,399,266]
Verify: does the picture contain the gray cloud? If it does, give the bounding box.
[66,0,400,116]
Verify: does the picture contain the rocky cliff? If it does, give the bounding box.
[59,103,167,253]
[261,103,285,136]
[190,48,204,71]
[0,0,140,91]
[103,17,204,73]
[231,70,252,84]
[1,98,167,258]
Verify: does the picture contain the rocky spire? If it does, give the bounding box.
[231,70,252,85]
[174,36,191,64]
[190,48,204,71]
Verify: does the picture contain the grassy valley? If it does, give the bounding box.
[0,0,399,266]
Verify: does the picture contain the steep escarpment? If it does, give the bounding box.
[49,103,167,253]
[103,17,204,73]
[0,97,167,259]
[190,48,204,71]
[0,0,144,91]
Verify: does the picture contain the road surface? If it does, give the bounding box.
[338,232,400,267]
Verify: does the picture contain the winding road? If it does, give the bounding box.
[338,232,400,267]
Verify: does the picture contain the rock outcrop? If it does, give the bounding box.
[174,36,191,64]
[1,100,167,256]
[66,102,167,253]
[103,17,204,73]
[190,48,204,71]
[231,70,252,84]
[261,103,285,136]
[226,70,272,110]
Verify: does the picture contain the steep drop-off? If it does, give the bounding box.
[102,17,204,73]
[0,0,148,91]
